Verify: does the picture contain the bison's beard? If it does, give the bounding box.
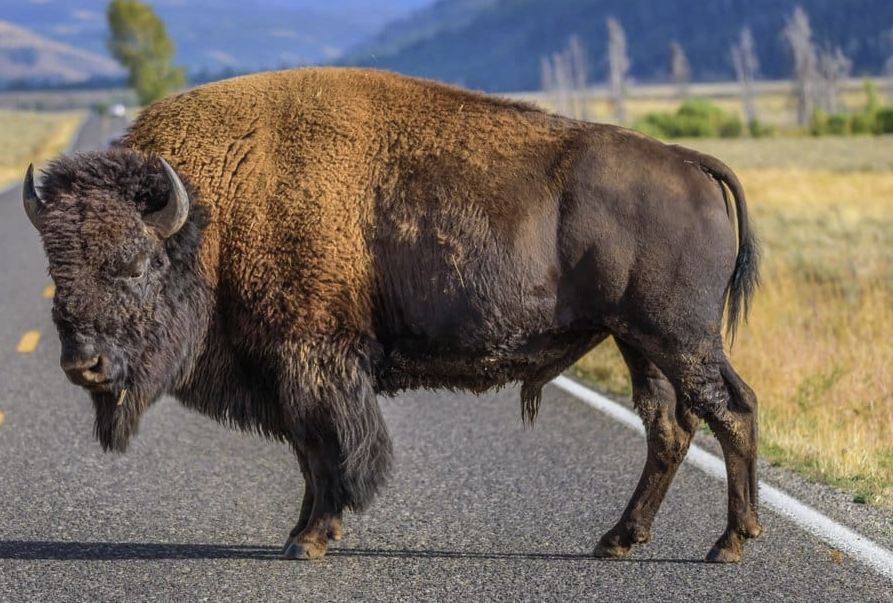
[91,389,151,453]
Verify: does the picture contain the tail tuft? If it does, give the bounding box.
[725,230,760,344]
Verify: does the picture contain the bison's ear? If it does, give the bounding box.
[144,158,189,239]
[23,163,44,230]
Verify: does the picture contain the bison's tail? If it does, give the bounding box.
[685,150,761,344]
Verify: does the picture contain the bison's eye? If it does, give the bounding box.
[119,253,149,280]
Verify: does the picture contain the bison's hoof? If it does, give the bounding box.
[592,542,631,559]
[283,540,328,560]
[329,525,344,542]
[705,545,742,563]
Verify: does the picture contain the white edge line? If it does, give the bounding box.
[551,375,893,582]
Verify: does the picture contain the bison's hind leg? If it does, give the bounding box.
[700,358,763,563]
[281,343,393,560]
[594,340,699,559]
[668,341,763,563]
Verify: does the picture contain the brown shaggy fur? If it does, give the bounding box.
[28,67,761,562]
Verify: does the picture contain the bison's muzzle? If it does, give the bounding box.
[60,343,119,392]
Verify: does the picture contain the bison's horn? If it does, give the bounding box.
[23,164,43,229]
[144,158,189,239]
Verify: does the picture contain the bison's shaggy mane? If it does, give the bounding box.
[41,148,208,237]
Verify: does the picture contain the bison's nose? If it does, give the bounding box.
[60,346,112,388]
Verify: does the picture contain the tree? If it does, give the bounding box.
[106,0,186,105]
[540,35,589,121]
[782,6,819,127]
[885,24,893,100]
[606,17,630,124]
[816,45,851,114]
[566,35,589,121]
[669,41,691,99]
[731,26,759,126]
[541,53,572,117]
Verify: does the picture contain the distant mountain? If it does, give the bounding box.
[341,0,497,62]
[338,0,893,92]
[0,0,434,78]
[0,20,124,85]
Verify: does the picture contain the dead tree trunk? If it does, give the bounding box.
[816,45,851,114]
[541,35,590,121]
[732,26,758,126]
[607,17,630,125]
[783,6,819,127]
[670,40,691,99]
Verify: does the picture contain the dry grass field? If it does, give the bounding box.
[0,109,84,189]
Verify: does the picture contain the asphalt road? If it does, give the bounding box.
[0,115,891,602]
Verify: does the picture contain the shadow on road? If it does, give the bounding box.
[330,547,702,564]
[0,540,703,564]
[0,540,281,561]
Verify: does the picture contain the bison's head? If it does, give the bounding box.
[24,149,208,452]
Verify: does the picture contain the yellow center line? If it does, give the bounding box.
[16,330,41,353]
[0,411,4,429]
[43,285,55,298]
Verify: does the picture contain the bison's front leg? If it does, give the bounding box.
[279,344,393,560]
[283,453,344,559]
[284,447,346,560]
[594,342,699,559]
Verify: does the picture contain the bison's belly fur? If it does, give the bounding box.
[375,326,606,401]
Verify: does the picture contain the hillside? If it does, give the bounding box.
[0,20,123,86]
[344,0,497,60]
[1,0,432,79]
[338,0,893,92]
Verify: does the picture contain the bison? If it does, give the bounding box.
[23,67,761,562]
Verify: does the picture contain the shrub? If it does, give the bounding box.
[810,109,829,136]
[676,98,723,120]
[863,78,881,114]
[850,111,875,135]
[748,119,775,138]
[633,112,677,138]
[826,113,850,135]
[718,114,744,138]
[672,114,717,137]
[632,98,742,139]
[874,107,893,134]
